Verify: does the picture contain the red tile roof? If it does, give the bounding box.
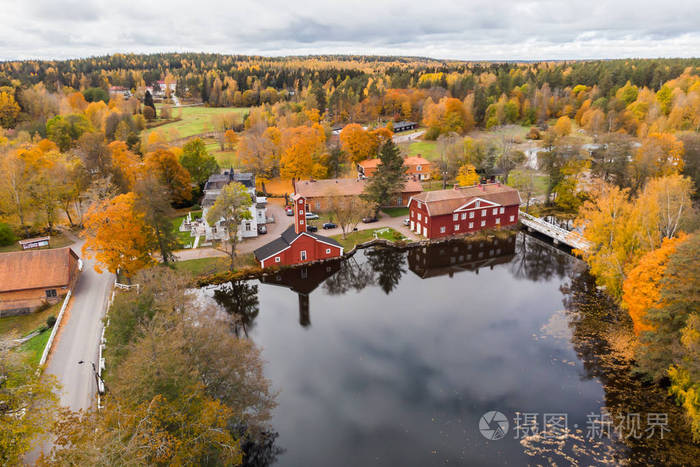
[0,247,79,293]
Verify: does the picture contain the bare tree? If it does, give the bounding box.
[325,188,371,239]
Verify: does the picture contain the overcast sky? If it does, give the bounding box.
[2,0,699,61]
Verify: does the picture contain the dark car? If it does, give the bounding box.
[306,225,318,232]
[322,222,337,229]
[257,225,267,234]
[362,216,378,223]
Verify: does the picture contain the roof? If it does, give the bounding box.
[403,156,431,166]
[254,226,342,261]
[358,159,380,170]
[0,247,79,293]
[294,178,422,198]
[203,170,255,192]
[411,183,521,216]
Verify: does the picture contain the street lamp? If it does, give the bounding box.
[78,360,107,395]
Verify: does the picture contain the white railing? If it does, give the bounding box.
[38,290,71,367]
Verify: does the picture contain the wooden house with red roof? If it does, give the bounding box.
[0,247,80,315]
[408,183,521,239]
[254,195,344,268]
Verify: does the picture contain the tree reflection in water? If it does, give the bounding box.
[214,281,260,337]
[366,247,407,294]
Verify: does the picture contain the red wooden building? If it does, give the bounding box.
[408,183,521,239]
[254,195,344,268]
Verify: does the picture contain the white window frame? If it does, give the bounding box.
[416,165,422,171]
[469,211,474,219]
[454,224,460,231]
[440,226,446,233]
[509,215,515,222]
[481,220,486,227]
[300,219,304,225]
[453,213,458,221]
[469,222,474,229]
[325,248,331,254]
[495,218,500,225]
[300,250,307,261]
[417,213,422,221]
[275,257,281,263]
[481,209,486,217]
[493,208,498,215]
[461,213,467,220]
[499,207,505,214]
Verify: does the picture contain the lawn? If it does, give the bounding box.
[404,140,438,161]
[204,139,238,168]
[173,252,256,276]
[332,227,406,250]
[146,106,250,142]
[381,207,409,218]
[0,302,61,338]
[170,210,201,249]
[0,232,74,253]
[18,329,51,366]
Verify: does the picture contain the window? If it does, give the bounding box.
[461,213,467,220]
[275,257,281,263]
[300,219,304,225]
[245,222,251,231]
[417,213,422,221]
[45,289,57,298]
[493,208,498,215]
[416,165,422,171]
[481,220,486,227]
[316,201,321,210]
[469,211,474,219]
[499,207,505,214]
[440,226,446,233]
[481,209,486,216]
[469,222,474,229]
[495,218,500,225]
[509,215,515,222]
[299,209,304,215]
[454,224,460,231]
[300,250,307,261]
[453,213,458,221]
[326,248,331,254]
[411,211,414,218]
[475,200,480,208]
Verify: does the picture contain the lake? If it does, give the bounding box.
[199,232,699,466]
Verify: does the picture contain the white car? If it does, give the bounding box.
[403,218,410,226]
[305,212,319,220]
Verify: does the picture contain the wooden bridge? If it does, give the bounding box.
[519,211,591,251]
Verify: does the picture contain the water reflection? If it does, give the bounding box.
[214,281,260,337]
[203,232,698,466]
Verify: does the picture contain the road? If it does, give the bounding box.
[25,239,115,463]
[393,129,425,144]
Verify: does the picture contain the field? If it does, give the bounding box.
[381,207,409,217]
[404,140,438,161]
[146,106,249,142]
[18,329,51,366]
[0,302,61,338]
[204,140,238,168]
[0,232,74,253]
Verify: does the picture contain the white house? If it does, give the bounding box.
[200,170,268,241]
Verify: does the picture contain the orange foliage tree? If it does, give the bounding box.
[144,149,192,204]
[279,124,327,179]
[109,141,141,191]
[622,233,688,334]
[82,193,153,276]
[340,124,379,164]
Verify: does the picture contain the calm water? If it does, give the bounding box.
[200,232,699,466]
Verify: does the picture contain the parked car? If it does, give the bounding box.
[322,222,337,229]
[257,225,267,234]
[306,225,318,232]
[362,216,378,223]
[305,212,319,220]
[403,218,410,226]
[285,207,294,216]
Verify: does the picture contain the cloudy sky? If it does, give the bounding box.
[2,0,699,61]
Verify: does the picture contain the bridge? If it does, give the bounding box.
[519,211,591,251]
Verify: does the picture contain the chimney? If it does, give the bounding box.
[293,195,307,235]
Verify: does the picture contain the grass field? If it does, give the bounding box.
[146,106,249,142]
[18,329,51,366]
[381,207,409,217]
[203,139,239,168]
[404,140,438,161]
[173,252,256,276]
[332,227,406,250]
[0,302,61,338]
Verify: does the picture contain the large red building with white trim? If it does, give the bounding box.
[408,183,521,239]
[254,195,344,268]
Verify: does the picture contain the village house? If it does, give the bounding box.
[254,195,343,268]
[392,121,418,132]
[294,177,423,212]
[408,182,521,239]
[358,155,432,180]
[200,170,268,241]
[0,247,81,316]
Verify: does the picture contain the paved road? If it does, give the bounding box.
[26,240,115,463]
[393,129,425,144]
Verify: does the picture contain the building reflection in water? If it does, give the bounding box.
[408,234,516,279]
[261,260,342,327]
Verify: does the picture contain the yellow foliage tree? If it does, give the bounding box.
[340,123,379,164]
[82,193,153,276]
[109,141,141,191]
[456,163,479,186]
[0,91,21,128]
[553,116,572,137]
[144,149,192,203]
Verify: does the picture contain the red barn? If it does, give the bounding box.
[254,195,344,268]
[408,183,521,239]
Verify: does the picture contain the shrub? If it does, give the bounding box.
[47,316,57,328]
[0,222,16,246]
